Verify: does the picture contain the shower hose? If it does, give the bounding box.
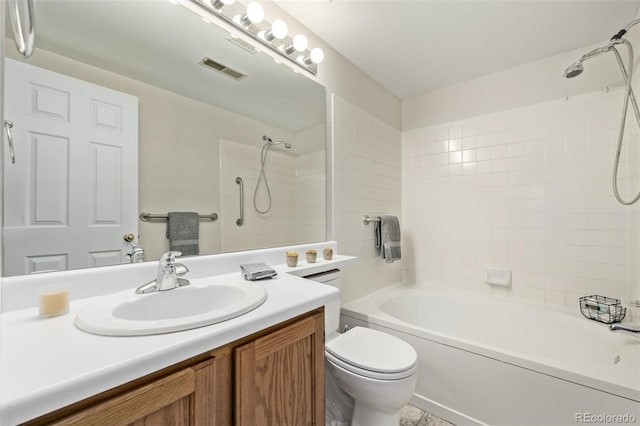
[253,142,274,214]
[611,39,640,205]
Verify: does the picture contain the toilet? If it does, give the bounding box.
[304,269,418,426]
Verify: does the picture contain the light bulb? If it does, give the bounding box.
[293,34,308,52]
[310,47,324,64]
[271,20,288,40]
[246,2,264,24]
[296,55,305,64]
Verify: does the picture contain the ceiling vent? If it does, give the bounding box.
[226,36,257,54]
[199,57,247,81]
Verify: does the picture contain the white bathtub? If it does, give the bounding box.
[340,284,640,426]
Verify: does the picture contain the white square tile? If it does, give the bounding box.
[401,90,633,309]
[492,145,509,159]
[462,162,477,175]
[449,151,462,164]
[463,136,477,149]
[462,149,476,163]
[477,134,492,148]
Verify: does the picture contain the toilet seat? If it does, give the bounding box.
[325,326,417,380]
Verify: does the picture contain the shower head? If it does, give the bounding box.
[563,61,584,78]
[563,39,624,79]
[267,141,293,149]
[270,140,292,149]
[563,61,585,78]
[262,135,292,149]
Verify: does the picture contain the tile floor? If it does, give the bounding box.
[399,404,455,426]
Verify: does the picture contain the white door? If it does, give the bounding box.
[3,58,138,276]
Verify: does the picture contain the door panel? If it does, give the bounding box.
[3,58,138,276]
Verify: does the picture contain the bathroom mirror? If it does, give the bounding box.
[2,0,326,277]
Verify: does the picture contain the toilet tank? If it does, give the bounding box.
[302,269,341,339]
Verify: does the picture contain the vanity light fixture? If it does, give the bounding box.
[185,0,324,74]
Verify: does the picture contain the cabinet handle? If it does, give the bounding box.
[4,121,16,164]
[8,0,35,58]
[236,177,244,226]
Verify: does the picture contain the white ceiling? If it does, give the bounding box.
[277,1,640,99]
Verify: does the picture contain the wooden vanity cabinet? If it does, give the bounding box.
[235,310,324,425]
[24,309,324,426]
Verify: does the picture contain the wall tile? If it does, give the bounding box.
[402,89,636,308]
[333,95,402,303]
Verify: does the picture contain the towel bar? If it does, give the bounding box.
[139,212,218,222]
[363,215,381,225]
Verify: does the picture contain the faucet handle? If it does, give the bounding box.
[159,251,182,267]
[175,263,189,277]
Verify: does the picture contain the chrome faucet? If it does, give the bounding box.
[610,323,640,337]
[127,243,146,263]
[135,251,190,294]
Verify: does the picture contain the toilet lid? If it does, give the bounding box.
[325,327,417,374]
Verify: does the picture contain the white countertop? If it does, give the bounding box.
[0,255,354,425]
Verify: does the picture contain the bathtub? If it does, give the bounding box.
[339,284,640,426]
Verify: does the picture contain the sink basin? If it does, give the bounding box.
[75,280,267,336]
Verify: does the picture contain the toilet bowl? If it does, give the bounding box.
[301,269,418,426]
[325,326,418,426]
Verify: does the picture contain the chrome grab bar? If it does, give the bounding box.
[236,177,244,226]
[139,212,218,222]
[8,0,35,58]
[4,121,16,164]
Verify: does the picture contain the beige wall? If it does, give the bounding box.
[237,2,402,130]
[402,43,625,131]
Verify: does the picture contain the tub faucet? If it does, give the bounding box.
[135,251,190,294]
[609,323,640,337]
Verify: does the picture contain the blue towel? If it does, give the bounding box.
[374,215,401,263]
[166,212,199,256]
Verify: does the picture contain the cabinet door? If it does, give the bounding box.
[192,352,233,426]
[45,355,231,426]
[50,369,195,426]
[235,312,324,426]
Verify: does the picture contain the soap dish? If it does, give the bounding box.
[579,295,626,324]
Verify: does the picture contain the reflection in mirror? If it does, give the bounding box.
[2,0,326,277]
